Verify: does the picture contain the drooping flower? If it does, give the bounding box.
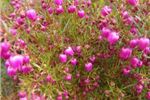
[0,41,10,53]
[54,0,63,5]
[130,57,139,68]
[21,65,32,74]
[26,9,37,21]
[9,28,17,35]
[64,47,74,56]
[78,10,85,18]
[48,7,53,14]
[129,39,138,48]
[59,54,67,63]
[146,92,150,100]
[127,0,138,6]
[122,67,131,75]
[56,6,64,15]
[138,38,150,50]
[9,55,24,69]
[107,32,119,45]
[119,47,132,60]
[101,6,112,16]
[68,5,76,13]
[101,27,111,38]
[85,62,93,72]
[7,67,17,77]
[64,74,72,81]
[70,58,77,66]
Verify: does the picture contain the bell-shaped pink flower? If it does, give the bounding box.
[26,9,37,21]
[56,6,64,15]
[127,0,138,6]
[129,39,138,48]
[59,54,67,63]
[0,41,10,53]
[1,51,11,59]
[70,58,77,66]
[122,67,131,75]
[68,5,76,13]
[54,0,63,5]
[107,32,119,45]
[10,28,17,35]
[146,92,150,100]
[101,6,112,16]
[121,11,129,19]
[9,55,24,69]
[130,57,139,68]
[21,65,32,74]
[23,55,30,64]
[101,27,111,38]
[64,74,72,81]
[119,47,132,60]
[78,10,85,18]
[85,62,93,72]
[18,91,27,98]
[46,75,52,82]
[7,67,17,77]
[64,47,74,56]
[138,38,150,50]
[48,7,53,14]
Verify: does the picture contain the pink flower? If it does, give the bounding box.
[7,67,17,77]
[101,27,111,38]
[59,54,67,63]
[146,92,150,100]
[56,6,64,15]
[9,55,24,69]
[127,0,138,6]
[23,55,30,64]
[78,10,85,18]
[135,84,143,94]
[10,28,17,35]
[107,32,119,45]
[68,5,76,13]
[119,47,132,60]
[122,66,131,75]
[121,11,129,19]
[21,65,32,74]
[129,39,138,48]
[26,9,37,21]
[138,38,150,50]
[101,6,112,16]
[0,41,10,53]
[18,91,27,98]
[48,7,53,14]
[64,74,72,81]
[64,47,74,56]
[130,57,139,68]
[46,75,52,82]
[54,0,63,5]
[85,62,93,72]
[70,58,77,66]
[1,51,11,59]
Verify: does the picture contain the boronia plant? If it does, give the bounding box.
[1,0,150,100]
